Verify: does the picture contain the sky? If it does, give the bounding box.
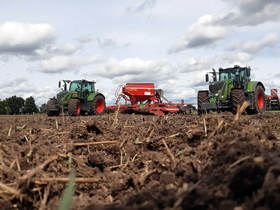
[0,0,280,106]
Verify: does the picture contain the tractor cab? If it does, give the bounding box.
[66,80,96,99]
[218,66,251,89]
[205,65,251,95]
[206,66,250,83]
[69,80,96,94]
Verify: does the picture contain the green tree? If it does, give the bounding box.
[5,96,25,114]
[0,100,6,114]
[23,96,39,114]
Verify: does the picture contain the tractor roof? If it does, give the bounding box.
[71,79,96,83]
[219,65,250,73]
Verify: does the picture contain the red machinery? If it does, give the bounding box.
[266,89,280,110]
[107,83,193,115]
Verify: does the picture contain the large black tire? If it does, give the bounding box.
[46,99,60,116]
[231,89,245,114]
[249,85,266,114]
[90,95,106,115]
[197,91,209,115]
[68,99,81,116]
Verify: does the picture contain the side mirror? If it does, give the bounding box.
[58,81,61,88]
[206,74,209,82]
[213,73,217,82]
[247,70,250,77]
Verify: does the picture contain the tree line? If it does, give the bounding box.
[0,95,40,115]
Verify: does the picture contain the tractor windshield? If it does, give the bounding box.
[83,82,94,92]
[239,70,245,80]
[219,70,245,81]
[69,81,82,91]
[220,72,229,81]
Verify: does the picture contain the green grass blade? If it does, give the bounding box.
[58,171,75,210]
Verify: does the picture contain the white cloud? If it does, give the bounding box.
[170,0,280,53]
[0,22,56,55]
[169,15,228,53]
[222,0,280,26]
[39,55,103,73]
[228,33,279,54]
[51,43,80,55]
[222,33,279,66]
[181,57,214,73]
[76,35,93,44]
[33,43,81,60]
[223,52,252,65]
[157,79,195,101]
[95,37,130,49]
[0,22,82,62]
[0,77,28,90]
[77,35,130,49]
[96,37,116,48]
[0,77,56,104]
[92,57,175,83]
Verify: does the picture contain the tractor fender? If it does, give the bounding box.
[247,81,265,92]
[88,92,105,102]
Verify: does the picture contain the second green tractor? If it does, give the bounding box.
[46,80,106,116]
[197,65,266,114]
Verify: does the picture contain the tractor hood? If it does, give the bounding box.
[57,91,78,105]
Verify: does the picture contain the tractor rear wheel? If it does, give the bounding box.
[46,99,60,116]
[231,89,245,114]
[249,85,266,114]
[197,91,209,114]
[90,95,106,115]
[68,99,81,116]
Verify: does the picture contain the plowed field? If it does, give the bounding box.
[0,112,280,210]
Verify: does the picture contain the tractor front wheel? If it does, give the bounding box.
[90,95,106,115]
[197,91,209,115]
[231,89,245,114]
[249,85,266,114]
[68,99,81,116]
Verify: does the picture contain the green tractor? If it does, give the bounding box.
[197,65,266,114]
[46,80,106,116]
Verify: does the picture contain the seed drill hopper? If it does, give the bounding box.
[107,83,194,115]
[266,89,280,110]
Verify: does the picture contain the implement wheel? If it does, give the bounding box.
[197,91,209,115]
[249,85,266,114]
[90,95,106,115]
[68,99,80,116]
[231,89,245,114]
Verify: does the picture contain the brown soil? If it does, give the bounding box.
[0,112,280,210]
